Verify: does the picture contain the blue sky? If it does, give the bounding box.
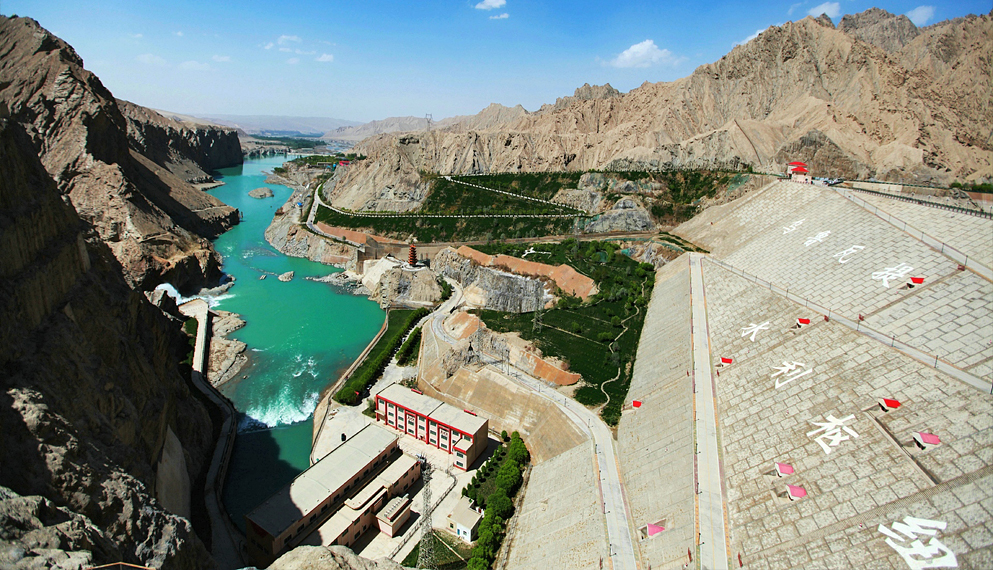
[4,1,988,122]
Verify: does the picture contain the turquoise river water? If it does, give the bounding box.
[194,156,383,530]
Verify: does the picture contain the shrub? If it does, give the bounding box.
[501,430,509,442]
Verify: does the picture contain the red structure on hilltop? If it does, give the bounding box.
[408,244,417,266]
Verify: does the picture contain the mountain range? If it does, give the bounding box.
[326,9,992,212]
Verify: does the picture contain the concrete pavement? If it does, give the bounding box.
[688,253,730,570]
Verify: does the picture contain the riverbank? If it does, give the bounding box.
[201,156,384,543]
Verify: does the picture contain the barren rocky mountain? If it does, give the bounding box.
[0,116,215,568]
[329,10,991,213]
[0,16,241,291]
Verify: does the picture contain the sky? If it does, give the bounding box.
[4,0,989,123]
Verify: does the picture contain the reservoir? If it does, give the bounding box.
[204,156,384,530]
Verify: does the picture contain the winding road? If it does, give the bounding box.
[429,278,638,570]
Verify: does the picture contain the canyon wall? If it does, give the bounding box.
[0,117,215,568]
[0,16,239,292]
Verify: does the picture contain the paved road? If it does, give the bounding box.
[688,253,730,570]
[428,281,638,570]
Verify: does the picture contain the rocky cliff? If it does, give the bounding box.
[329,10,991,212]
[118,99,243,184]
[433,248,549,313]
[0,118,215,568]
[0,16,239,291]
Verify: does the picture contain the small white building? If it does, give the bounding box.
[446,496,483,542]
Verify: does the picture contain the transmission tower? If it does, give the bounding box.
[425,113,433,131]
[416,460,436,569]
[532,285,544,333]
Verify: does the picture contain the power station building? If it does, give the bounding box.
[375,384,488,470]
[244,423,420,566]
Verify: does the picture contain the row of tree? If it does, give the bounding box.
[464,433,530,570]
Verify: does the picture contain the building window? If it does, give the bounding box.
[456,451,465,458]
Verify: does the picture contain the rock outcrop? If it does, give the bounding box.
[264,178,361,268]
[329,10,991,213]
[0,16,239,291]
[371,267,442,307]
[838,7,920,52]
[248,186,274,199]
[117,99,242,184]
[206,311,247,387]
[433,248,549,313]
[584,198,656,233]
[0,117,215,568]
[267,545,406,570]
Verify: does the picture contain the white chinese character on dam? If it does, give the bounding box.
[740,321,770,342]
[782,219,806,234]
[878,517,958,570]
[872,263,914,288]
[804,231,831,246]
[771,361,812,388]
[807,414,859,454]
[833,245,865,263]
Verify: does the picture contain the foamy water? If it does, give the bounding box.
[154,283,234,308]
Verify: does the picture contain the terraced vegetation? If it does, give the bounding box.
[314,206,582,243]
[314,169,749,242]
[472,239,655,425]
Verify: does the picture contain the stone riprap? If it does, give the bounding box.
[616,258,697,569]
[503,442,605,570]
[701,260,993,569]
[852,191,993,270]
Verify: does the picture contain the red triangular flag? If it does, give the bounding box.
[632,400,642,408]
[798,318,811,325]
[721,357,733,364]
[911,277,924,284]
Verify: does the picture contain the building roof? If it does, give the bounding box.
[791,167,809,173]
[247,423,397,537]
[429,403,487,437]
[448,496,483,530]
[377,495,412,523]
[378,384,443,417]
[788,161,808,166]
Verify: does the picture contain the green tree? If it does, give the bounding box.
[486,488,514,520]
[496,459,522,494]
[501,430,509,442]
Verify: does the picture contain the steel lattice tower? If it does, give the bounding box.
[416,461,436,569]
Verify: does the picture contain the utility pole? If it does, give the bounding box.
[416,460,436,569]
[532,285,544,333]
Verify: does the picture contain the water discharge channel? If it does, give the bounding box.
[192,156,383,531]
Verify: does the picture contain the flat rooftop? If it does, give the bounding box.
[247,423,397,537]
[427,401,487,436]
[378,384,443,418]
[448,496,482,529]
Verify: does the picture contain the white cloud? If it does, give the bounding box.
[787,2,803,16]
[279,47,293,52]
[278,34,302,45]
[295,49,316,55]
[179,60,210,71]
[212,55,231,62]
[906,5,935,26]
[136,53,167,66]
[174,31,183,37]
[287,58,300,65]
[735,27,768,46]
[316,53,334,62]
[128,33,143,39]
[807,2,840,19]
[475,0,506,10]
[609,39,680,68]
[490,13,509,19]
[263,42,274,50]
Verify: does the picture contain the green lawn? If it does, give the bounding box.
[473,239,654,425]
[401,531,471,570]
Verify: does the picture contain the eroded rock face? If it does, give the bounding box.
[584,198,656,233]
[838,7,920,52]
[0,118,215,568]
[372,268,442,307]
[329,10,991,212]
[0,16,238,291]
[433,248,547,313]
[118,99,242,183]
